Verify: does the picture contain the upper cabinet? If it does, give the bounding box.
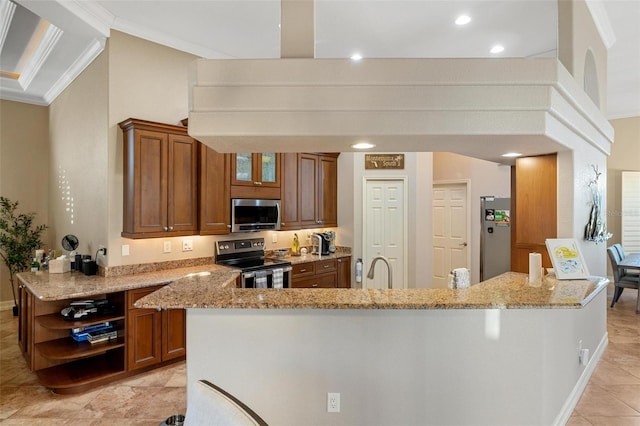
[199,145,231,235]
[281,153,339,230]
[230,153,281,199]
[119,118,198,239]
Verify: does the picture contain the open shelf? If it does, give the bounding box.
[36,336,125,360]
[36,349,125,393]
[36,313,125,330]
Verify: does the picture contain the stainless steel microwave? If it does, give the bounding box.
[231,199,281,232]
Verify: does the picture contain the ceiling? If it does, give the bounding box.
[1,0,638,121]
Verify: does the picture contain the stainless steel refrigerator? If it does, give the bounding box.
[480,196,511,281]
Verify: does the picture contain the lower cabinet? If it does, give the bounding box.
[18,283,185,394]
[337,256,352,288]
[291,256,351,288]
[127,285,186,370]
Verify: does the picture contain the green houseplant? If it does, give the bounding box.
[0,196,47,315]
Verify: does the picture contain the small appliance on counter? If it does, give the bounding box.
[311,232,333,255]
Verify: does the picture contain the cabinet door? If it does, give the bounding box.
[299,153,319,227]
[132,129,168,234]
[127,309,162,370]
[318,155,338,227]
[231,153,281,188]
[337,256,352,288]
[199,145,231,234]
[127,287,162,370]
[280,153,301,230]
[162,309,186,361]
[167,134,198,233]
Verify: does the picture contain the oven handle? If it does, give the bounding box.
[241,265,292,279]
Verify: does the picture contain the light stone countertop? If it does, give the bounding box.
[271,251,351,265]
[134,271,609,310]
[17,264,238,301]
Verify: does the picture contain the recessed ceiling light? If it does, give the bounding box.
[455,15,471,25]
[352,142,376,150]
[501,152,522,158]
[490,45,505,54]
[350,53,363,61]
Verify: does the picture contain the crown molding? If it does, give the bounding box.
[18,23,63,90]
[0,0,16,54]
[44,37,105,104]
[112,16,234,59]
[585,0,616,49]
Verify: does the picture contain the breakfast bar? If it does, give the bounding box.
[137,271,609,426]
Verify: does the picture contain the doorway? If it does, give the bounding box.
[363,177,408,289]
[432,181,470,288]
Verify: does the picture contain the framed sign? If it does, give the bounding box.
[365,154,404,170]
[545,238,589,279]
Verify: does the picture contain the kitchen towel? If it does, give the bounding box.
[450,268,470,289]
[272,268,283,289]
[529,252,542,283]
[255,271,268,288]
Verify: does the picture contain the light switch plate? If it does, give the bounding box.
[121,244,130,256]
[163,241,171,253]
[182,239,193,252]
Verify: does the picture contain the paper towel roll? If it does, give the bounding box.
[529,252,542,282]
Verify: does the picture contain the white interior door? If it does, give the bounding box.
[364,178,407,289]
[432,182,469,288]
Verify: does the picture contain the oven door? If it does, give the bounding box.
[241,266,292,288]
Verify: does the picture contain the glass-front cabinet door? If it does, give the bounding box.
[231,153,280,188]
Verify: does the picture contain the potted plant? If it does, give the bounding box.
[0,197,47,316]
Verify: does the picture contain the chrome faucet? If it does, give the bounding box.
[367,256,393,289]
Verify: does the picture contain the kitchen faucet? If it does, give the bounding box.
[367,256,393,289]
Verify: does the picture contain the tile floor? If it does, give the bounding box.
[1,284,639,425]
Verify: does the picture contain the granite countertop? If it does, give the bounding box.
[135,271,609,310]
[17,264,238,301]
[270,250,351,265]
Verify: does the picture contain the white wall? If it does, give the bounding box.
[187,289,607,425]
[433,152,511,284]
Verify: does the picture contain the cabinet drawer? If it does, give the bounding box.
[128,285,164,309]
[315,258,337,273]
[291,273,336,289]
[292,262,315,278]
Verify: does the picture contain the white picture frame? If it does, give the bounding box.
[545,238,590,280]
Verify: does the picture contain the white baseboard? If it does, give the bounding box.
[553,332,608,425]
[0,299,17,312]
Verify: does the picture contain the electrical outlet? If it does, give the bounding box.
[327,392,340,413]
[121,244,130,256]
[163,241,171,253]
[182,239,193,252]
[272,233,277,243]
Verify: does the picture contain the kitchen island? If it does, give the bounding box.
[137,272,609,425]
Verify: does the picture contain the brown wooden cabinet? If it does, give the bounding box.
[280,153,339,230]
[127,285,186,371]
[19,287,127,394]
[291,257,350,288]
[230,153,281,199]
[199,145,231,235]
[18,282,185,394]
[337,256,352,288]
[511,154,557,272]
[119,118,198,238]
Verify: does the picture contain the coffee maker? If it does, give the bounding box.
[312,232,333,255]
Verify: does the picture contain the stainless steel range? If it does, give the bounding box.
[215,237,292,288]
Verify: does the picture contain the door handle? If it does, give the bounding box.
[459,242,468,247]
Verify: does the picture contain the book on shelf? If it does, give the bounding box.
[71,322,113,342]
[87,329,119,344]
